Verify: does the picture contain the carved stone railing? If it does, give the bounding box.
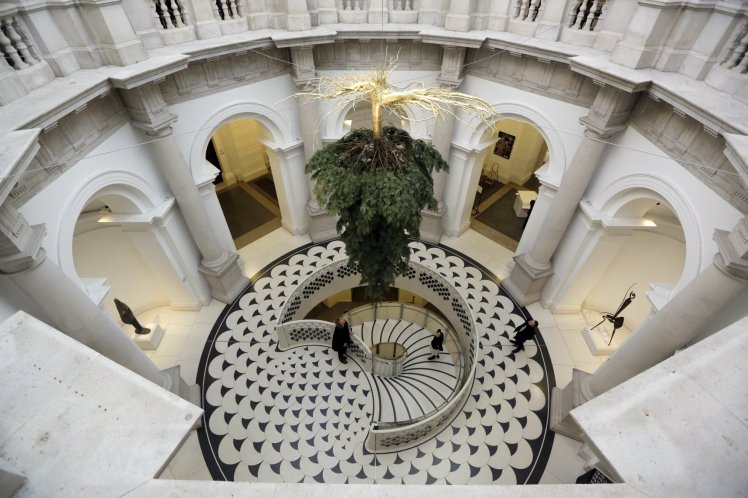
[277,257,478,452]
[213,0,242,23]
[513,0,543,23]
[0,15,41,72]
[388,0,418,24]
[337,0,368,23]
[720,20,748,75]
[152,0,191,31]
[567,0,606,32]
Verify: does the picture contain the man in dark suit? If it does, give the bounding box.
[511,319,538,354]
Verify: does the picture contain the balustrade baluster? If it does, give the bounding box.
[387,0,395,11]
[513,0,521,18]
[0,20,28,69]
[529,0,541,21]
[726,31,748,70]
[574,0,590,29]
[2,18,32,67]
[721,22,748,65]
[153,0,169,29]
[6,17,37,64]
[172,0,186,27]
[568,0,582,28]
[587,0,600,31]
[519,0,530,20]
[215,0,227,20]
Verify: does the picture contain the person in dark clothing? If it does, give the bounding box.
[511,319,538,354]
[428,329,444,360]
[331,315,352,364]
[522,199,536,230]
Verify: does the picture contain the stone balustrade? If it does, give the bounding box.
[0,14,40,71]
[567,0,606,31]
[213,0,242,22]
[152,0,190,31]
[513,0,543,23]
[721,20,748,75]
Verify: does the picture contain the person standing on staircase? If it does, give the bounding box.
[428,329,444,360]
[332,315,352,364]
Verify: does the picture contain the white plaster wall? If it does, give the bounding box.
[73,226,166,317]
[691,286,748,344]
[18,123,201,294]
[585,230,686,330]
[0,279,52,325]
[583,126,742,276]
[442,74,588,235]
[545,125,742,313]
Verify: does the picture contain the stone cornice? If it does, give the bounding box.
[271,28,338,48]
[109,55,189,90]
[0,129,41,205]
[419,28,487,49]
[723,134,748,187]
[484,36,575,64]
[569,56,652,93]
[331,23,423,41]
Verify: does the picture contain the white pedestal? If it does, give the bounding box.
[132,323,165,350]
[513,190,538,217]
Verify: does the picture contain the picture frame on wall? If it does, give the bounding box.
[493,131,516,159]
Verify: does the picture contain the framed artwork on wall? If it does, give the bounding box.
[493,131,516,159]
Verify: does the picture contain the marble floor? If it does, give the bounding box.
[143,228,611,485]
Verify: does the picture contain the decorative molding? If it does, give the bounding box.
[314,40,442,71]
[159,49,291,104]
[465,48,598,107]
[9,92,128,206]
[630,97,748,213]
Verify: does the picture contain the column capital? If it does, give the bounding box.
[118,83,177,136]
[714,217,748,281]
[0,205,46,274]
[580,85,639,138]
[289,46,317,86]
[437,46,466,87]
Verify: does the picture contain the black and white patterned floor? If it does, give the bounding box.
[197,240,556,484]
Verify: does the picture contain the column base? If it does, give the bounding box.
[199,252,249,304]
[550,368,592,442]
[419,208,444,244]
[162,365,203,425]
[501,253,554,306]
[307,204,339,242]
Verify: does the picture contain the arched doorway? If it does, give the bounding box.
[208,118,282,248]
[72,190,207,323]
[470,118,548,250]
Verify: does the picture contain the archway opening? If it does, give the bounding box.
[207,117,282,248]
[342,101,407,133]
[72,194,168,323]
[470,117,548,250]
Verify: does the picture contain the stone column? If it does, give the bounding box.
[502,85,638,306]
[289,46,336,242]
[0,203,169,389]
[551,217,748,440]
[287,0,312,31]
[185,0,222,39]
[445,0,471,31]
[118,83,249,303]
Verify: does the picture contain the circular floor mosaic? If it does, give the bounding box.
[197,240,556,484]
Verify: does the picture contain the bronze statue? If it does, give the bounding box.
[591,284,636,346]
[114,298,150,335]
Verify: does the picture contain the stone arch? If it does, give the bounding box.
[595,172,703,295]
[57,170,162,284]
[189,101,296,180]
[463,101,567,186]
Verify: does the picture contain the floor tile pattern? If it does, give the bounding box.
[197,240,556,484]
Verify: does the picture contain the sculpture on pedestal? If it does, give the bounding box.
[591,284,636,346]
[114,298,151,335]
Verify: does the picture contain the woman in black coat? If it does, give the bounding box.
[428,329,444,360]
[332,315,352,364]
